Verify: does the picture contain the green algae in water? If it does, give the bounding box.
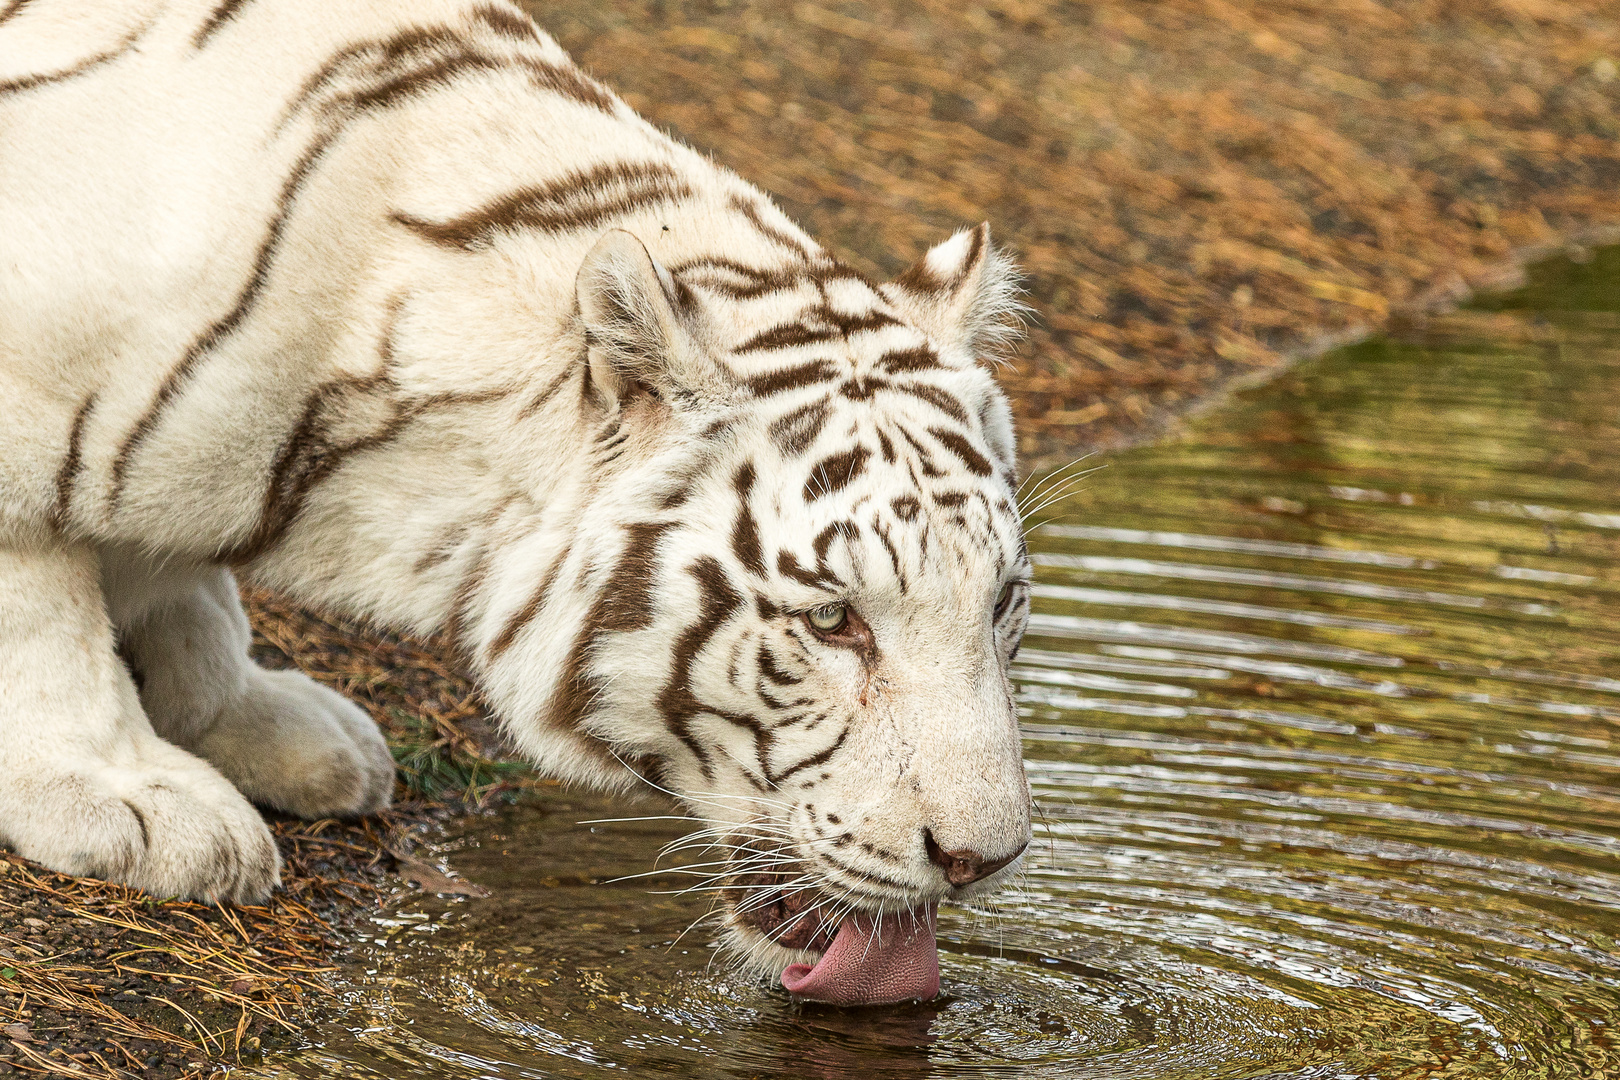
[259,254,1620,1078]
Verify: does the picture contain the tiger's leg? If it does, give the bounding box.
[0,541,280,902]
[114,561,395,820]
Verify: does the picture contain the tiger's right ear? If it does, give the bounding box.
[575,229,726,409]
[884,223,1025,361]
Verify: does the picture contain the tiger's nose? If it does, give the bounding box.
[924,829,1028,886]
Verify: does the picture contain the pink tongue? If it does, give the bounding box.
[780,905,940,1006]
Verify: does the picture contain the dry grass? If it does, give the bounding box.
[0,819,370,1079]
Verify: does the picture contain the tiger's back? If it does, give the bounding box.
[2,0,700,555]
[0,0,1033,1008]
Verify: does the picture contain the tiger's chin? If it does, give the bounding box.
[720,886,942,1008]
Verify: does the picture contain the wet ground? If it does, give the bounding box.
[246,251,1620,1078]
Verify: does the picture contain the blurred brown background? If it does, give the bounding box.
[525,0,1620,467]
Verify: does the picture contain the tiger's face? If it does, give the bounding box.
[487,221,1030,1006]
[696,371,1034,1004]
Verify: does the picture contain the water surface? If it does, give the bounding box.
[264,251,1620,1078]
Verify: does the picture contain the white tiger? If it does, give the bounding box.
[0,0,1033,1005]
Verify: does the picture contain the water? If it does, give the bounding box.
[262,250,1620,1078]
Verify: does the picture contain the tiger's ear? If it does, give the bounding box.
[575,229,724,409]
[885,223,1025,360]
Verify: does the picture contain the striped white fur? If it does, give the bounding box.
[0,0,1031,977]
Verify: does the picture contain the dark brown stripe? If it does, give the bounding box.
[878,346,941,373]
[757,643,802,686]
[813,264,873,289]
[701,416,737,440]
[803,446,870,502]
[467,1,540,41]
[487,541,570,660]
[670,257,803,300]
[518,363,575,418]
[225,295,423,563]
[441,495,517,651]
[193,0,253,47]
[515,519,673,741]
[734,322,840,354]
[541,620,599,744]
[659,478,696,510]
[757,682,811,712]
[348,51,509,113]
[876,428,896,463]
[224,374,400,565]
[49,395,96,533]
[811,520,859,568]
[892,383,971,424]
[813,848,916,891]
[111,126,343,506]
[413,519,471,573]
[280,26,464,128]
[896,425,945,478]
[929,426,994,476]
[357,51,605,117]
[0,0,31,26]
[774,729,848,785]
[739,360,842,398]
[286,30,612,134]
[593,521,676,633]
[727,194,813,258]
[731,464,766,578]
[871,514,906,593]
[391,160,687,250]
[776,549,840,589]
[657,557,751,778]
[0,22,147,95]
[523,56,617,112]
[890,494,922,521]
[767,396,832,456]
[819,308,901,336]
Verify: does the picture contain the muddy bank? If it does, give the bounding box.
[533,0,1620,465]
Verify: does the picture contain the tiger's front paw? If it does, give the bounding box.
[0,748,281,903]
[195,668,396,819]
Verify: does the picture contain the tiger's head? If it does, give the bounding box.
[479,219,1031,1007]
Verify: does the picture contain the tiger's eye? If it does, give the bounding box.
[994,582,1016,616]
[807,604,848,632]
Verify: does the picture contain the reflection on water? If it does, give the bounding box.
[260,251,1620,1078]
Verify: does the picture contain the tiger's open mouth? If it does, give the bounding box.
[726,869,940,1006]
